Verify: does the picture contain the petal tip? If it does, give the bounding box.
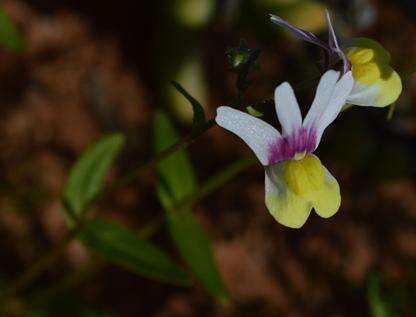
[215,106,230,123]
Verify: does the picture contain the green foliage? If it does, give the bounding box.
[80,218,189,285]
[153,111,197,204]
[25,291,116,317]
[226,39,261,99]
[63,134,125,222]
[154,110,230,300]
[171,81,206,129]
[246,105,263,117]
[166,209,230,300]
[367,276,395,317]
[0,7,25,53]
[226,39,260,72]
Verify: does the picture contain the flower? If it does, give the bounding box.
[270,10,402,108]
[216,70,353,228]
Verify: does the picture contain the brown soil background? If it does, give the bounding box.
[1,0,416,316]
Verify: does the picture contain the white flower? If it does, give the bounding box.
[216,70,353,228]
[270,10,402,108]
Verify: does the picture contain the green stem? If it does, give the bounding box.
[176,156,256,208]
[386,102,396,121]
[100,119,215,196]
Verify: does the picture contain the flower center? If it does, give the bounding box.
[347,48,382,85]
[293,151,306,161]
[284,154,324,197]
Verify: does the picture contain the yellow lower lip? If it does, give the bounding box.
[284,154,324,197]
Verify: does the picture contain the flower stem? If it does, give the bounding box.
[100,119,215,196]
[175,156,256,208]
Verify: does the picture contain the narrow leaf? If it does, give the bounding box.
[154,110,197,203]
[0,8,25,53]
[171,81,206,128]
[368,275,393,317]
[63,133,125,221]
[166,208,229,300]
[80,218,189,285]
[154,110,230,300]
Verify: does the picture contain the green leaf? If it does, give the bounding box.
[246,106,263,117]
[171,81,206,129]
[0,7,25,53]
[63,134,125,221]
[153,111,197,204]
[80,218,189,285]
[154,110,230,300]
[166,209,230,301]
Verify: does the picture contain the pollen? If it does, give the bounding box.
[284,155,324,197]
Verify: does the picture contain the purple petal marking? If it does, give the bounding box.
[270,11,352,74]
[267,127,317,165]
[269,14,329,51]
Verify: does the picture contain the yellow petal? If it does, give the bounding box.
[373,67,402,107]
[348,38,391,64]
[348,65,402,107]
[284,155,324,196]
[347,39,402,107]
[347,47,374,65]
[311,166,341,218]
[351,62,381,85]
[265,164,312,229]
[265,156,341,228]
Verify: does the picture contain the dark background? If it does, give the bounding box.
[1,0,416,316]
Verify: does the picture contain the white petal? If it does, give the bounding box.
[215,106,281,166]
[274,82,302,136]
[303,71,354,148]
[314,71,354,144]
[303,70,340,128]
[265,165,312,229]
[347,67,402,107]
[347,83,379,106]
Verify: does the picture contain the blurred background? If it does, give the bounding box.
[1,0,416,316]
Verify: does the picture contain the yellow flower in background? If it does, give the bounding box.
[216,70,353,228]
[270,10,402,107]
[347,38,402,107]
